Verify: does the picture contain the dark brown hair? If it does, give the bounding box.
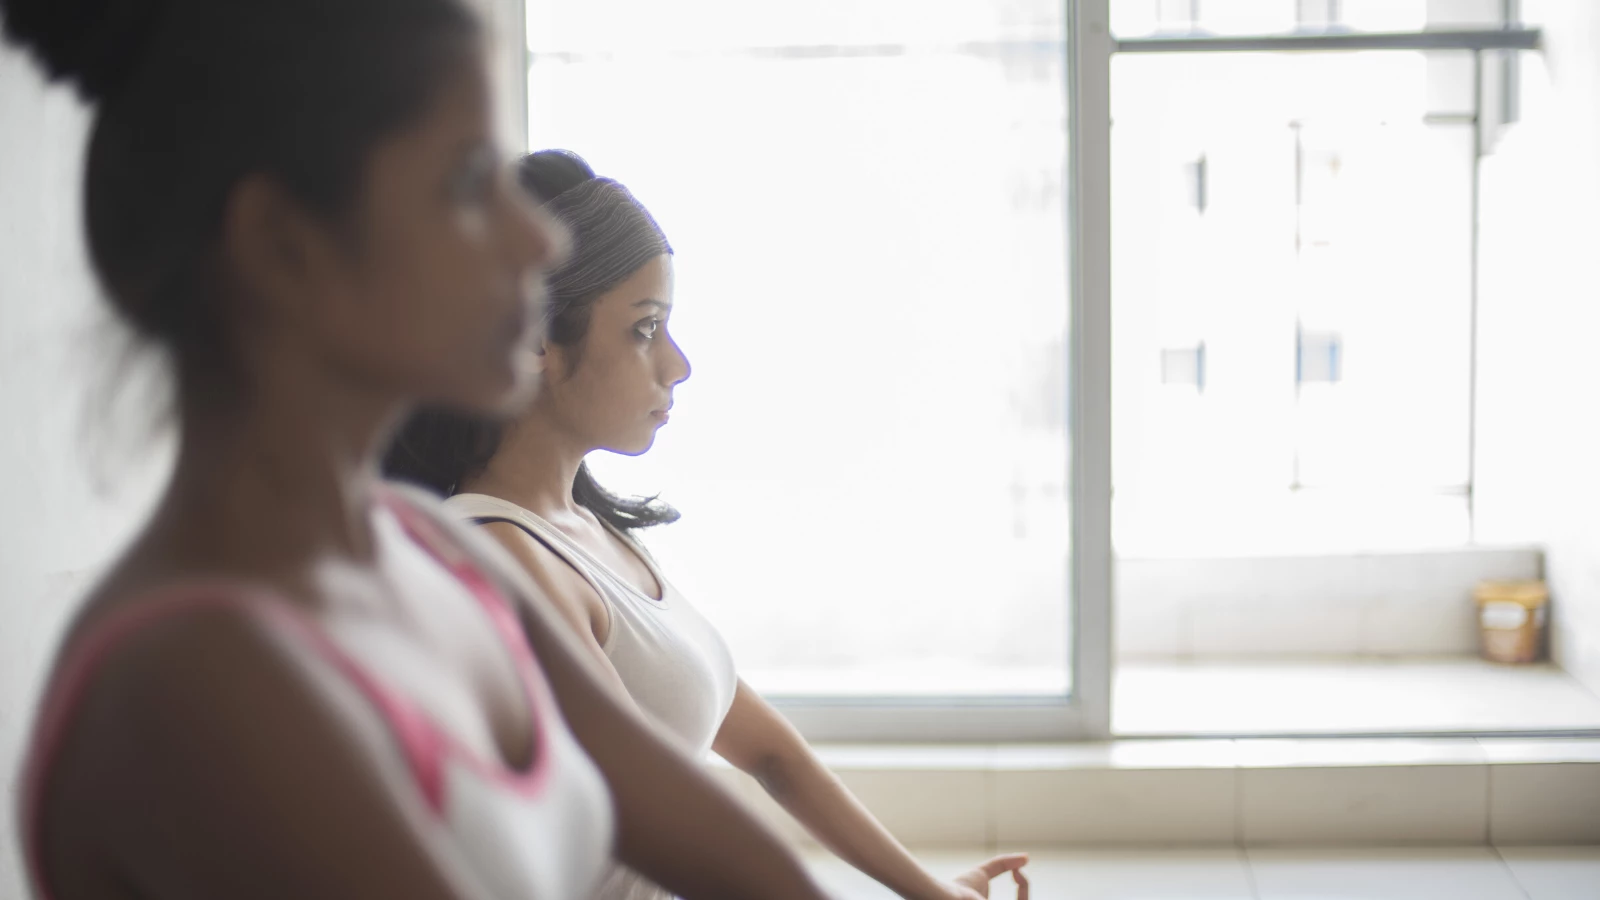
[1,0,481,408]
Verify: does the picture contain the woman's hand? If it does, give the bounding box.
[939,854,1030,900]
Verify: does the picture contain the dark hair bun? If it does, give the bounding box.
[1,0,165,103]
[517,149,598,204]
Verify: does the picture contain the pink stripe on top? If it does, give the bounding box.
[377,488,560,799]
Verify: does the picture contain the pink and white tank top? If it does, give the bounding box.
[19,492,614,900]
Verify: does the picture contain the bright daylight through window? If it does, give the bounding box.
[525,0,1076,699]
[1112,0,1508,556]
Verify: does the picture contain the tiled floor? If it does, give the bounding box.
[1114,658,1600,735]
[805,846,1600,899]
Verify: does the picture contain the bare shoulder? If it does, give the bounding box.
[34,595,477,900]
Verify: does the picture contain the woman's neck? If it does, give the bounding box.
[460,414,590,524]
[148,368,404,579]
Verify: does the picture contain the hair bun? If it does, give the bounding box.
[518,149,599,203]
[1,0,167,103]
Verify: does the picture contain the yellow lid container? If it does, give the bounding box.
[1474,580,1548,664]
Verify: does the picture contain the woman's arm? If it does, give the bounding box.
[413,496,834,900]
[713,681,1029,900]
[514,589,833,900]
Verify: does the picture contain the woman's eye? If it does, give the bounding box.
[634,318,661,340]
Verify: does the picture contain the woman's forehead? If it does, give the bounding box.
[596,256,674,309]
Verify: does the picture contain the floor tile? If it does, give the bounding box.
[1497,846,1600,900]
[1011,849,1256,900]
[1248,847,1527,899]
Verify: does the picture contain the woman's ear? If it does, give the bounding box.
[222,173,343,330]
[538,335,581,384]
[525,336,550,375]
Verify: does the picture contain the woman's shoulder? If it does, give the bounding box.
[39,577,362,757]
[29,582,368,833]
[26,573,481,900]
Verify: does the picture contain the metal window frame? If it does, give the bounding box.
[773,0,1115,743]
[1116,28,1540,54]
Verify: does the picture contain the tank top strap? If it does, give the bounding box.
[448,493,666,607]
[447,493,620,597]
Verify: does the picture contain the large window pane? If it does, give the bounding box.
[527,1,1073,697]
[1112,48,1476,555]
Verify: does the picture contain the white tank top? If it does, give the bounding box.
[447,493,739,900]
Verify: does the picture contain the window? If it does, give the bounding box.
[526,0,1078,703]
[520,0,1537,740]
[1110,0,1521,557]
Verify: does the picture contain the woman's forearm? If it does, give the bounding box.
[513,595,831,900]
[716,684,945,900]
[756,751,944,900]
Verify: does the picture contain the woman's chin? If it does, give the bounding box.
[606,433,658,458]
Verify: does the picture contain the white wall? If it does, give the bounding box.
[0,46,172,897]
[1476,0,1600,696]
